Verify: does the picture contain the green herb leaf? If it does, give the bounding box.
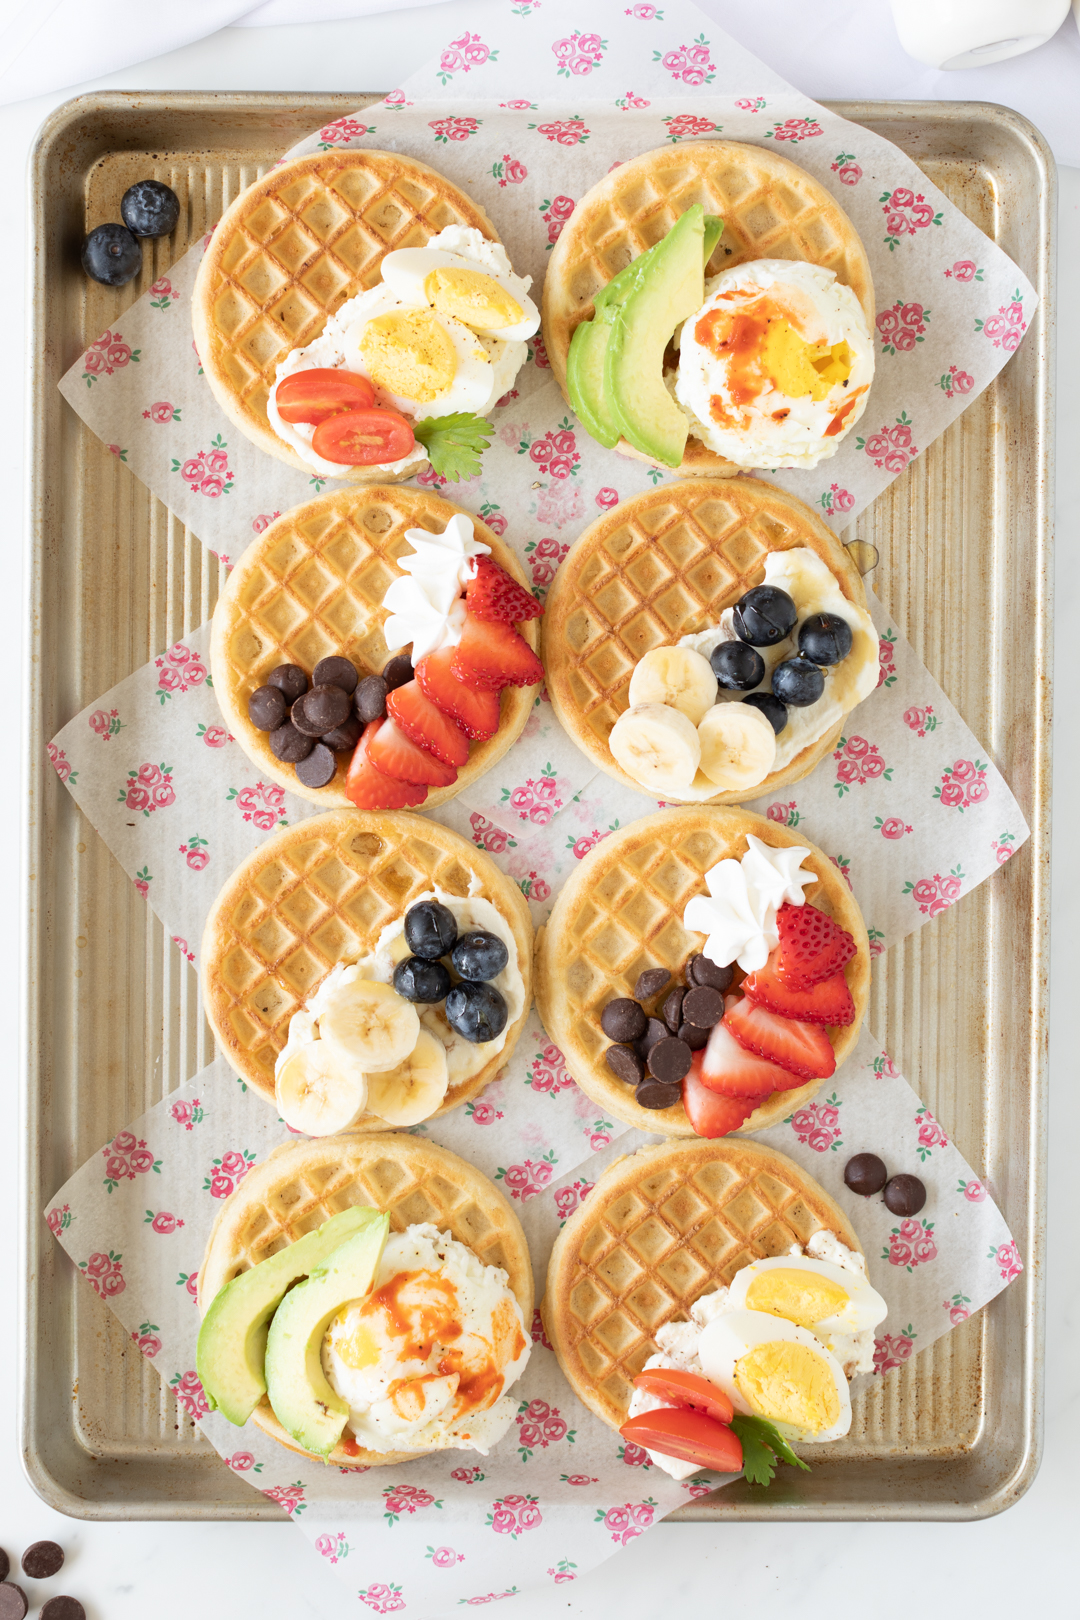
[730,1414,811,1488]
[413,413,493,482]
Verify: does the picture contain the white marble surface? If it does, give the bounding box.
[2,6,1077,1615]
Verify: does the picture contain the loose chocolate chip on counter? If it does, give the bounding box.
[661,985,685,1035]
[682,985,724,1030]
[635,1017,669,1061]
[247,683,287,731]
[678,1022,709,1051]
[0,1557,7,1585]
[21,1544,64,1581]
[647,1036,693,1086]
[41,1601,85,1620]
[355,674,389,724]
[267,663,309,704]
[269,720,315,764]
[687,953,733,992]
[313,655,358,694]
[382,653,414,691]
[600,998,647,1044]
[320,716,362,753]
[883,1173,927,1217]
[844,1153,889,1197]
[295,743,338,790]
[633,967,671,1004]
[636,1076,684,1110]
[293,684,352,736]
[0,1585,27,1620]
[605,1043,645,1087]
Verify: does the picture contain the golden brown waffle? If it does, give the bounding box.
[534,806,869,1137]
[192,149,497,477]
[543,477,867,803]
[543,140,875,476]
[201,808,533,1109]
[542,1137,859,1433]
[198,1134,533,1468]
[210,485,540,808]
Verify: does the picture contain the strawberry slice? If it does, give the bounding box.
[697,1018,807,1099]
[451,612,543,693]
[386,679,470,767]
[741,957,855,1027]
[682,1053,760,1135]
[367,718,458,787]
[465,555,543,624]
[773,901,856,989]
[345,721,428,810]
[723,996,836,1082]
[415,645,501,741]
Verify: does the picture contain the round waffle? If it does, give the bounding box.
[542,1137,859,1434]
[534,806,869,1137]
[198,1133,533,1468]
[211,485,540,808]
[543,477,868,803]
[201,808,533,1110]
[543,140,875,476]
[192,148,497,478]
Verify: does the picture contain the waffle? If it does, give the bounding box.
[192,148,497,478]
[543,140,875,476]
[198,1133,533,1468]
[210,485,540,808]
[534,806,869,1137]
[201,808,533,1109]
[543,477,867,803]
[542,1137,859,1434]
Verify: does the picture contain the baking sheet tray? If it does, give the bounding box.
[22,93,1053,1521]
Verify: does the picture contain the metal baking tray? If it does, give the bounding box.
[22,94,1053,1520]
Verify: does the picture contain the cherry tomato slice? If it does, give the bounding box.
[682,1052,758,1137]
[633,1369,734,1426]
[620,1407,743,1474]
[312,407,416,466]
[275,368,375,424]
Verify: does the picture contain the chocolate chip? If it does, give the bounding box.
[382,653,414,691]
[293,684,352,736]
[0,1558,7,1586]
[633,967,671,1004]
[605,1044,644,1087]
[320,716,362,752]
[661,986,685,1035]
[844,1153,888,1197]
[0,1586,28,1620]
[687,953,733,991]
[647,1036,692,1085]
[600,998,647,1043]
[21,1543,64,1581]
[247,683,287,731]
[355,674,389,724]
[295,743,337,789]
[678,1022,709,1051]
[635,1017,669,1061]
[41,1601,86,1620]
[682,985,724,1030]
[269,720,315,763]
[635,1076,684,1110]
[267,663,308,704]
[313,655,358,694]
[883,1174,926,1217]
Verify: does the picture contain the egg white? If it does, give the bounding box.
[698,1306,852,1444]
[728,1255,888,1336]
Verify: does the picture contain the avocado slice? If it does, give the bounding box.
[196,1206,385,1427]
[264,1212,390,1459]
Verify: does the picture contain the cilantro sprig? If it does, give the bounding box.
[730,1414,811,1488]
[413,412,492,481]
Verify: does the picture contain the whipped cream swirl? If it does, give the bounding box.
[682,835,815,971]
[382,512,490,662]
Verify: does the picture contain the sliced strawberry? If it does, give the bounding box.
[723,996,836,1082]
[451,612,543,693]
[682,1053,759,1136]
[697,1018,806,1099]
[367,718,458,787]
[773,901,856,989]
[415,645,501,741]
[741,957,855,1027]
[386,679,470,768]
[465,555,543,624]
[345,721,428,810]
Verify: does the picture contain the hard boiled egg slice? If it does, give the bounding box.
[698,1307,851,1444]
[343,290,500,420]
[728,1255,888,1337]
[381,247,540,342]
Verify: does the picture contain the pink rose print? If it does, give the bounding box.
[877,628,898,688]
[358,1584,404,1614]
[525,535,570,591]
[548,1559,579,1582]
[989,1240,1023,1281]
[466,1097,503,1126]
[172,434,234,496]
[529,118,590,147]
[736,95,767,111]
[198,723,231,747]
[877,299,930,355]
[831,151,862,185]
[873,1325,916,1374]
[537,193,576,249]
[251,511,281,534]
[81,328,141,386]
[883,1218,936,1272]
[567,824,611,858]
[553,32,608,78]
[89,707,124,741]
[143,400,180,423]
[430,114,481,143]
[958,1178,987,1203]
[767,117,823,143]
[522,420,581,480]
[79,1249,125,1297]
[765,800,801,828]
[938,364,975,399]
[626,2,662,14]
[535,473,584,528]
[149,277,174,311]
[487,1493,542,1538]
[943,1293,971,1326]
[875,816,912,840]
[867,927,885,957]
[662,113,720,142]
[529,333,550,370]
[102,1130,161,1192]
[384,89,411,108]
[517,871,552,903]
[903,703,937,737]
[451,1466,486,1483]
[131,1322,162,1358]
[880,187,942,250]
[615,91,651,110]
[46,1203,72,1237]
[595,487,620,511]
[169,1370,209,1420]
[156,640,208,701]
[915,1107,948,1159]
[529,1042,576,1096]
[118,761,174,817]
[946,260,983,282]
[655,35,716,86]
[315,1532,350,1563]
[857,411,919,473]
[496,1152,558,1200]
[501,762,564,823]
[145,1210,185,1234]
[992,832,1016,864]
[819,483,855,515]
[477,501,506,535]
[904,865,965,916]
[173,936,195,964]
[935,758,988,812]
[427,1546,464,1567]
[226,1451,263,1472]
[437,30,499,85]
[531,1308,553,1351]
[203,1148,256,1199]
[619,1441,652,1468]
[227,780,287,830]
[46,743,77,784]
[383,1483,442,1524]
[833,735,892,796]
[872,1051,899,1078]
[177,1270,198,1303]
[786,1093,842,1154]
[490,154,527,187]
[515,1397,576,1460]
[554,1181,595,1223]
[595,1500,658,1546]
[977,288,1027,352]
[317,117,372,148]
[468,812,516,854]
[179,834,210,871]
[262,1481,307,1516]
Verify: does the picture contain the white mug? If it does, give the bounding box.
[889,0,1070,69]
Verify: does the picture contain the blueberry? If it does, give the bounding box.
[743,691,788,734]
[771,657,825,707]
[403,900,458,960]
[732,585,798,647]
[450,930,509,981]
[394,956,452,1003]
[798,612,853,666]
[445,981,508,1043]
[710,639,765,691]
[121,179,180,239]
[82,223,141,287]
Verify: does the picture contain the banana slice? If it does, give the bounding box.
[628,647,718,725]
[365,1029,449,1126]
[697,702,777,790]
[609,703,701,793]
[319,978,420,1075]
[275,1040,368,1136]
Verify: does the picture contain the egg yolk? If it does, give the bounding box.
[694,296,853,412]
[734,1340,841,1435]
[359,308,459,402]
[424,267,524,333]
[744,1268,850,1329]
